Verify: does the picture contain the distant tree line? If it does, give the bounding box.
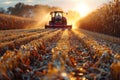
[7,2,62,18]
[0,2,62,18]
[78,0,120,37]
[0,7,6,13]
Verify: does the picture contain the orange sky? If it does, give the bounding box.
[0,0,110,17]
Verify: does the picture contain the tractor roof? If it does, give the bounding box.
[50,11,63,14]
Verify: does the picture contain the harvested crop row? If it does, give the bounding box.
[0,29,51,41]
[0,29,53,43]
[0,29,63,80]
[0,29,57,56]
[71,30,119,80]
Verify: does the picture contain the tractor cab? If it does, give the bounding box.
[45,11,72,29]
[53,11,62,22]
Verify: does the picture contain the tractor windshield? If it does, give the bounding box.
[55,13,62,17]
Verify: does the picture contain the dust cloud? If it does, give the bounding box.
[30,6,62,29]
[31,8,80,29]
[66,11,80,29]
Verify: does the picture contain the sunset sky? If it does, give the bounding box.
[0,0,111,17]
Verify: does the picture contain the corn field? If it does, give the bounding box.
[0,13,36,30]
[79,0,120,37]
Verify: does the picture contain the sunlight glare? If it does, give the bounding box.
[72,25,77,30]
[75,3,90,17]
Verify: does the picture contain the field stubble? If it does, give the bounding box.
[0,29,119,80]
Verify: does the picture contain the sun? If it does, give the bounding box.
[75,3,90,18]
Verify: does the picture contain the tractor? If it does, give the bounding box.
[45,11,72,29]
